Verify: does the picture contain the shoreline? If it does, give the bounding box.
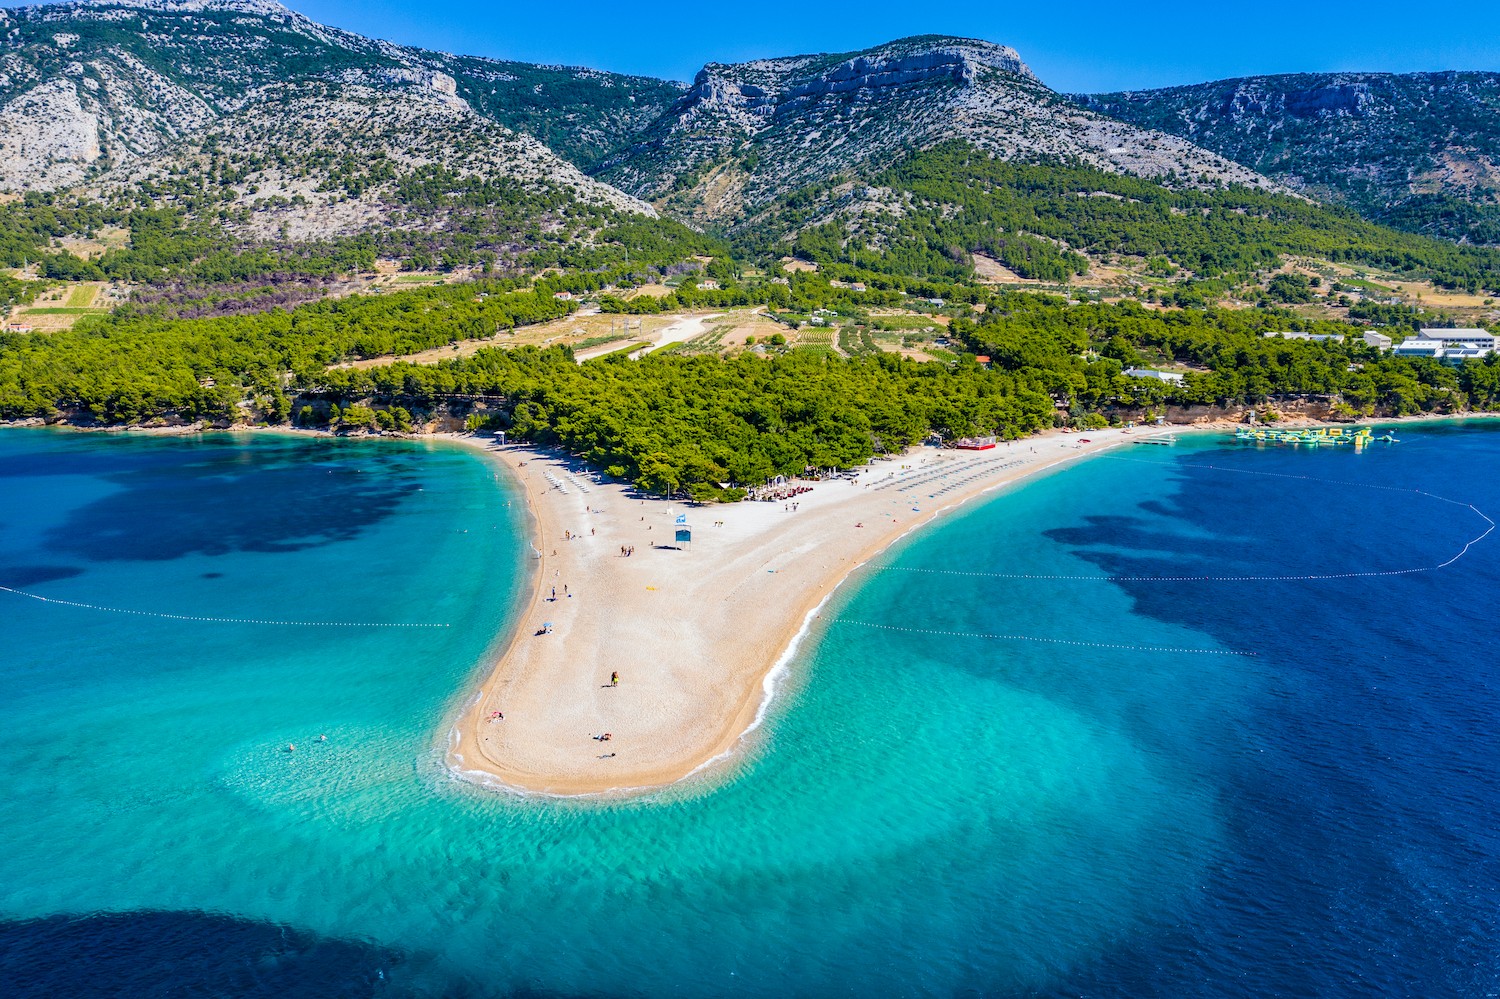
[8,408,1499,441]
[8,413,1499,798]
[441,427,1171,797]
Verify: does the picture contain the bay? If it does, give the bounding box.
[1,423,1496,997]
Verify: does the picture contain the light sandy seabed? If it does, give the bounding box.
[445,426,1159,796]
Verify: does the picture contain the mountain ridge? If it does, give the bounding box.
[0,0,1496,262]
[1074,71,1500,244]
[591,34,1277,227]
[0,0,683,188]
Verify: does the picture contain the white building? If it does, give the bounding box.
[1263,331,1339,342]
[1392,338,1445,358]
[1418,328,1498,352]
[1394,329,1497,362]
[1123,367,1185,384]
[1362,332,1392,350]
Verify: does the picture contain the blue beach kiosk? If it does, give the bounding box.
[673,512,692,549]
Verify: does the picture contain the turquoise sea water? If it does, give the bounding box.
[2,425,1498,997]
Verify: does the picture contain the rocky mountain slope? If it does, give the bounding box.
[0,0,682,191]
[0,7,1275,231]
[594,36,1277,227]
[1075,73,1500,245]
[7,0,1498,268]
[86,82,653,243]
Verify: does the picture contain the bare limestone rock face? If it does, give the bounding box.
[594,35,1279,227]
[0,0,683,192]
[0,79,101,190]
[350,67,462,105]
[0,0,661,263]
[85,83,654,243]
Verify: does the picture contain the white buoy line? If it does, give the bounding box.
[0,583,451,628]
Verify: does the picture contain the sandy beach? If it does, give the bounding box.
[446,425,1158,796]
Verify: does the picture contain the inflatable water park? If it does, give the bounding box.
[1233,425,1399,447]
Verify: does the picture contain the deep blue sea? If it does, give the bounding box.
[1,424,1497,998]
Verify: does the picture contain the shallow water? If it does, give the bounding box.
[2,425,1497,997]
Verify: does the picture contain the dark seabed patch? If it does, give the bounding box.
[1036,440,1500,998]
[0,911,405,999]
[0,565,84,587]
[45,458,424,562]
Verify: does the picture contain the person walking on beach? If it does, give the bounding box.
[611,671,619,686]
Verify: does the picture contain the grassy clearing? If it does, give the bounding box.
[573,332,632,350]
[1335,276,1397,294]
[585,343,644,362]
[64,283,100,308]
[867,311,947,331]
